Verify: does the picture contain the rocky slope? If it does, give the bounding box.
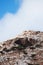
[0,30,43,65]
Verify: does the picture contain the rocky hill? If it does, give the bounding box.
[0,30,43,65]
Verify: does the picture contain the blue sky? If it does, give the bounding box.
[0,0,22,19]
[0,0,43,42]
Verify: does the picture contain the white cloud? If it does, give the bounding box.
[0,0,43,42]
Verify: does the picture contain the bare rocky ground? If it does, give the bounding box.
[0,30,43,65]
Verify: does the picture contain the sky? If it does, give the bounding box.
[0,0,43,42]
[0,0,22,19]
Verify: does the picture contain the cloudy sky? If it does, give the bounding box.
[0,0,43,42]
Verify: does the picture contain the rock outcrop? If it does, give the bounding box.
[0,30,43,65]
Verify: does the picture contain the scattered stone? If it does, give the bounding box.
[0,30,43,65]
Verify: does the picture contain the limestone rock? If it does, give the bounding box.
[0,30,43,65]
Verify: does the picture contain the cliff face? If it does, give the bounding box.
[0,30,43,65]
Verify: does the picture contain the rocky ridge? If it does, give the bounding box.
[0,30,43,65]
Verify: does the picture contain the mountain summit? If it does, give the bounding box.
[0,30,43,65]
